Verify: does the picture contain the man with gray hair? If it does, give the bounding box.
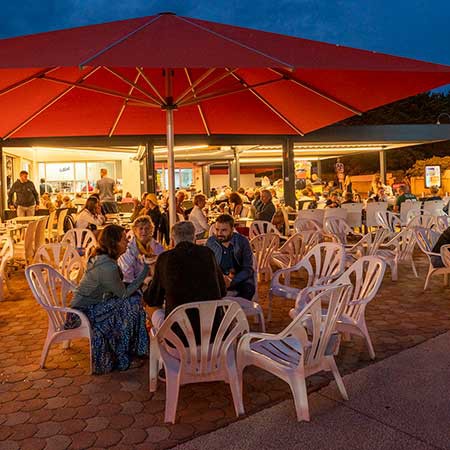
[145,221,226,329]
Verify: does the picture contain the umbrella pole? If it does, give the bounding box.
[165,69,177,229]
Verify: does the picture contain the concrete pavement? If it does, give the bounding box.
[176,332,450,450]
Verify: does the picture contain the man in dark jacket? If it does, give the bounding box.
[206,214,255,300]
[255,189,276,222]
[7,170,39,217]
[146,220,226,330]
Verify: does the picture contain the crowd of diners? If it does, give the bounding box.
[57,171,450,375]
[9,167,448,374]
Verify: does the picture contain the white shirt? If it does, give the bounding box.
[188,206,208,235]
[76,209,105,229]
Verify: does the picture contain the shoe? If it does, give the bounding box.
[129,359,144,369]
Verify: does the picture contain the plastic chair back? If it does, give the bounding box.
[365,202,388,228]
[61,228,97,258]
[249,221,280,239]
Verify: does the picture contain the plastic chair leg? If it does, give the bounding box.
[326,355,349,401]
[40,336,53,368]
[164,369,181,424]
[227,363,245,417]
[289,376,310,422]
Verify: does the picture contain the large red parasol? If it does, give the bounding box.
[0,12,449,223]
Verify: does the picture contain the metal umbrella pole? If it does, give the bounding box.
[164,68,177,228]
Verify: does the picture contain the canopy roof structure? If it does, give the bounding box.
[0,12,449,221]
[0,12,449,141]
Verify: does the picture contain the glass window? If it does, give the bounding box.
[38,163,45,180]
[45,163,74,181]
[75,162,86,180]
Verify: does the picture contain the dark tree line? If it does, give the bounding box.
[327,92,450,175]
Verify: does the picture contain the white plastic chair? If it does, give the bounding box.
[296,209,324,226]
[13,219,39,266]
[365,202,388,229]
[268,242,345,321]
[45,210,57,242]
[34,217,48,253]
[34,243,85,284]
[249,221,280,239]
[290,256,386,359]
[271,231,321,282]
[25,264,92,373]
[435,215,450,233]
[225,257,265,332]
[52,208,68,242]
[0,237,14,301]
[406,210,434,228]
[61,228,97,259]
[341,203,363,229]
[414,227,450,290]
[422,200,445,216]
[376,210,401,233]
[400,200,420,226]
[323,208,348,226]
[250,233,280,282]
[237,283,352,421]
[377,228,418,279]
[293,217,322,233]
[324,217,361,245]
[149,299,249,423]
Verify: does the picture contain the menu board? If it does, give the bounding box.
[424,165,441,188]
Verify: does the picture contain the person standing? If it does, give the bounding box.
[7,170,39,217]
[96,168,118,214]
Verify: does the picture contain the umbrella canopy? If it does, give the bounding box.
[0,12,449,223]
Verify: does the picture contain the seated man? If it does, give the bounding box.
[393,186,416,212]
[146,221,226,329]
[207,214,255,300]
[255,189,276,222]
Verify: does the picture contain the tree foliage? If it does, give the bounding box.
[406,156,450,177]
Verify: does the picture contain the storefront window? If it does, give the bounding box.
[157,168,193,189]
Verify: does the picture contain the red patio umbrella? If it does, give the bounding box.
[0,12,449,224]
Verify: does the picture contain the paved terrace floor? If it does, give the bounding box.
[0,253,449,450]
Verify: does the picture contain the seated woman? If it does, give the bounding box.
[138,193,162,239]
[119,215,164,285]
[229,192,244,218]
[69,225,150,374]
[76,196,106,231]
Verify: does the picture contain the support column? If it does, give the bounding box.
[0,144,4,219]
[282,137,296,208]
[379,149,387,184]
[139,142,156,195]
[316,160,322,178]
[229,147,240,191]
[201,164,211,196]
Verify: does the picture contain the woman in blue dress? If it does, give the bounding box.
[70,224,149,374]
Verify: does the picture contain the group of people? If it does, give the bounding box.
[7,168,119,217]
[68,213,255,375]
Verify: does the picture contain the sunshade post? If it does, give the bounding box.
[164,68,177,228]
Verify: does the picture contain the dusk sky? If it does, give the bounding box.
[1,0,449,67]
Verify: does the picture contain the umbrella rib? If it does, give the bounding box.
[184,68,210,136]
[0,67,61,97]
[103,67,163,106]
[136,68,166,104]
[178,68,238,105]
[109,71,142,137]
[41,74,159,107]
[179,76,284,107]
[268,68,362,115]
[3,67,101,140]
[227,69,305,136]
[175,68,216,104]
[78,15,163,67]
[176,15,295,70]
